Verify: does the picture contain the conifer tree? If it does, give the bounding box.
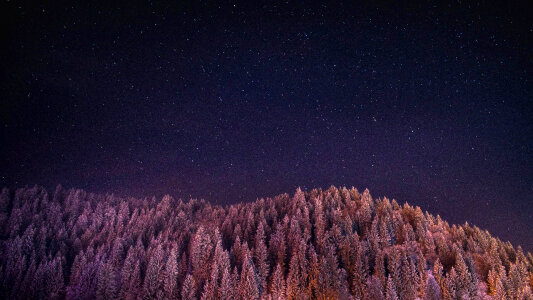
[271,264,286,300]
[286,251,301,299]
[312,197,326,254]
[163,248,179,299]
[456,251,476,299]
[47,257,65,299]
[121,258,142,300]
[269,224,287,271]
[445,267,458,299]
[254,221,269,294]
[424,274,442,300]
[182,274,196,300]
[365,275,384,300]
[191,226,213,286]
[239,253,260,300]
[143,244,165,299]
[493,276,507,300]
[96,262,117,300]
[385,276,399,300]
[307,245,320,297]
[219,266,233,300]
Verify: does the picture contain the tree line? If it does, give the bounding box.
[0,185,532,299]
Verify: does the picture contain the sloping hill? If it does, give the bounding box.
[0,185,531,299]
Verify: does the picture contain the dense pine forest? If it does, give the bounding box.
[0,185,532,299]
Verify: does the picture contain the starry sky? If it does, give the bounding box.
[1,1,532,249]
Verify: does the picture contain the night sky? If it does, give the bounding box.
[1,1,532,249]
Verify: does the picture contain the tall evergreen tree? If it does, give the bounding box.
[191,226,213,287]
[143,244,165,299]
[254,222,269,294]
[239,253,260,300]
[385,276,399,300]
[96,262,117,300]
[163,248,179,300]
[270,264,286,300]
[182,274,196,300]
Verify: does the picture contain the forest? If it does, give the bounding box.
[0,185,532,299]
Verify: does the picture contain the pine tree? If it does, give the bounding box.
[182,274,196,300]
[374,250,387,286]
[47,256,65,299]
[143,244,165,299]
[424,274,442,300]
[351,240,367,298]
[493,276,507,300]
[20,253,37,299]
[386,276,399,300]
[271,264,286,300]
[399,254,417,299]
[254,221,269,294]
[365,275,385,300]
[357,189,373,235]
[387,248,402,296]
[191,226,213,286]
[307,245,320,298]
[286,251,301,299]
[454,251,474,298]
[163,248,179,299]
[219,266,233,300]
[269,224,287,272]
[312,197,326,254]
[212,238,231,299]
[201,278,214,300]
[445,267,458,300]
[487,269,499,296]
[433,259,444,289]
[96,262,118,300]
[121,256,142,300]
[239,253,260,300]
[530,272,533,291]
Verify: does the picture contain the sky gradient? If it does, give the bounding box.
[1,1,532,249]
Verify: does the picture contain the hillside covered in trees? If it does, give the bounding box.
[0,185,532,299]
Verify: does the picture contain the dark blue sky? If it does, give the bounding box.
[1,1,532,249]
